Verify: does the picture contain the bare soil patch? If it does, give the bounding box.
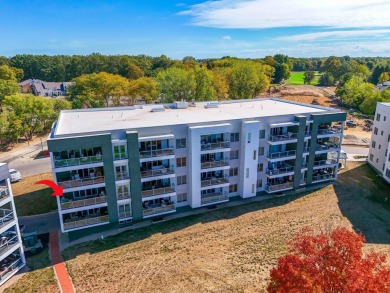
[61,162,390,293]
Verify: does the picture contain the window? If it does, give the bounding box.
[177,193,187,203]
[253,150,257,160]
[177,175,187,185]
[386,149,388,157]
[370,154,373,161]
[113,145,127,160]
[383,164,385,171]
[376,158,379,163]
[252,184,255,193]
[257,163,264,172]
[229,167,238,177]
[118,204,132,218]
[381,130,384,136]
[258,146,265,156]
[259,129,265,139]
[230,132,239,142]
[176,157,187,167]
[117,185,130,200]
[379,144,382,150]
[372,141,376,148]
[229,184,238,193]
[246,168,249,178]
[385,116,387,122]
[115,165,128,180]
[230,150,239,160]
[247,133,251,143]
[374,127,378,135]
[377,113,381,121]
[386,169,390,178]
[256,178,262,188]
[176,138,186,149]
[388,134,390,142]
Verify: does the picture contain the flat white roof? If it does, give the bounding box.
[54,99,332,137]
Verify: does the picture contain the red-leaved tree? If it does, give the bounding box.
[267,227,390,293]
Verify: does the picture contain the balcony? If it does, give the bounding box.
[315,143,340,152]
[201,141,230,151]
[312,173,336,182]
[317,128,342,136]
[0,210,14,230]
[115,173,130,181]
[303,147,310,154]
[0,188,10,205]
[267,150,296,160]
[142,187,175,198]
[63,215,109,230]
[118,193,131,201]
[0,234,19,256]
[119,211,132,219]
[59,176,105,189]
[201,193,229,205]
[313,159,338,168]
[266,166,295,176]
[265,182,293,193]
[139,148,174,159]
[60,195,107,210]
[0,257,23,284]
[140,168,174,179]
[201,177,229,188]
[269,132,298,143]
[143,204,176,217]
[201,160,229,170]
[54,155,103,168]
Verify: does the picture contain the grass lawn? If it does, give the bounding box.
[58,162,390,293]
[286,71,320,85]
[12,172,57,216]
[4,249,59,293]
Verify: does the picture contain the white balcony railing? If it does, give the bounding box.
[315,144,341,151]
[142,187,175,198]
[140,168,174,178]
[313,159,337,167]
[115,173,130,181]
[317,128,342,135]
[201,178,229,187]
[143,204,175,217]
[201,193,229,205]
[201,161,229,169]
[266,166,295,176]
[54,155,103,168]
[139,148,174,159]
[59,176,105,189]
[118,193,131,201]
[269,133,298,142]
[265,182,293,192]
[0,235,19,255]
[201,141,230,151]
[0,258,23,283]
[63,215,109,230]
[0,188,10,205]
[0,209,14,229]
[60,196,107,210]
[267,150,296,159]
[312,174,336,182]
[119,211,132,219]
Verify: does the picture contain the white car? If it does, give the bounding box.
[9,169,22,183]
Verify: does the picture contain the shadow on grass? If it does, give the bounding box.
[334,162,390,244]
[14,188,57,216]
[62,190,311,262]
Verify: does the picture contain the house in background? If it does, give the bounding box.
[19,79,72,97]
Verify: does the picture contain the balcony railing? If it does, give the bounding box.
[266,166,295,176]
[54,155,103,168]
[0,188,10,205]
[142,187,175,198]
[114,153,128,160]
[269,133,298,142]
[139,148,174,159]
[201,177,229,187]
[201,141,230,151]
[63,215,109,230]
[201,193,229,205]
[115,173,130,181]
[143,204,175,217]
[315,144,340,151]
[201,161,229,169]
[118,193,131,201]
[301,162,308,168]
[303,147,310,153]
[265,181,293,192]
[0,235,19,255]
[0,258,23,283]
[313,159,337,167]
[119,211,132,219]
[60,196,107,210]
[267,150,296,160]
[140,168,174,178]
[312,174,336,182]
[0,209,14,229]
[317,128,342,135]
[59,176,105,189]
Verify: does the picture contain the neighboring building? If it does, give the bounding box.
[376,81,390,91]
[368,103,390,183]
[19,79,72,97]
[0,163,26,286]
[47,99,346,239]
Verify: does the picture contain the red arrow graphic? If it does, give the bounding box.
[35,180,64,197]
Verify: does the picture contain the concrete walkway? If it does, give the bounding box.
[49,231,75,293]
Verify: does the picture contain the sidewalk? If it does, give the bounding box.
[49,231,75,293]
[0,137,48,163]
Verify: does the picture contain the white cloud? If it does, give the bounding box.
[277,29,390,41]
[223,35,232,40]
[180,0,390,29]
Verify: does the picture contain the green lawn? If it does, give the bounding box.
[286,71,320,85]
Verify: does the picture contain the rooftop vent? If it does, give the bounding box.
[174,101,189,109]
[150,107,165,112]
[204,102,219,109]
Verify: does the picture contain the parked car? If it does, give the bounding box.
[9,169,22,183]
[346,120,357,128]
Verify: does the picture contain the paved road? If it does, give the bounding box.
[341,145,369,157]
[19,211,60,234]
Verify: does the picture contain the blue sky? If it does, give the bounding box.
[1,0,390,58]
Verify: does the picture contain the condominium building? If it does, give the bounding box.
[47,99,346,238]
[368,103,390,183]
[0,163,26,286]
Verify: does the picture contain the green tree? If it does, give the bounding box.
[193,66,216,101]
[126,77,160,105]
[379,72,390,84]
[0,65,19,105]
[273,63,290,83]
[318,72,335,86]
[212,68,230,100]
[157,67,195,102]
[303,71,315,85]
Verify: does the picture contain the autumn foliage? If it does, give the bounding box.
[267,227,390,293]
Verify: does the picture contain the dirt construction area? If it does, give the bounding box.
[57,162,390,293]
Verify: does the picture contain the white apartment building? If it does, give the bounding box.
[47,99,346,240]
[0,163,26,286]
[368,102,390,183]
